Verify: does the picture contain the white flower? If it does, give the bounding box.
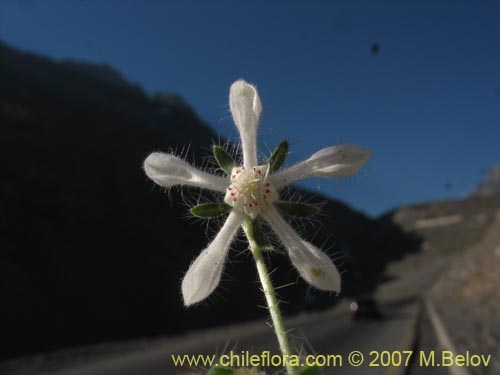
[144,80,371,306]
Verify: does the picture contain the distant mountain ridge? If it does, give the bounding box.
[61,59,136,88]
[0,40,416,361]
[472,165,500,196]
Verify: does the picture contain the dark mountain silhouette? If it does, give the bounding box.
[0,41,418,361]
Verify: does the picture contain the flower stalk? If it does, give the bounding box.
[242,219,295,375]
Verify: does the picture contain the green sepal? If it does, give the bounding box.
[297,365,323,375]
[268,140,289,173]
[190,203,232,218]
[244,219,273,251]
[213,145,235,175]
[207,367,234,375]
[274,201,320,217]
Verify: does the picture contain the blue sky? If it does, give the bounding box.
[1,0,499,216]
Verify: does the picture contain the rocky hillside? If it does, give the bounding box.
[375,192,500,375]
[473,165,500,196]
[383,193,500,254]
[0,41,416,361]
[429,207,500,375]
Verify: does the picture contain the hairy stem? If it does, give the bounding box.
[242,219,295,375]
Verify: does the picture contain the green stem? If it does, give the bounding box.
[242,219,295,375]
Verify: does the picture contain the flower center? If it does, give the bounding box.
[224,165,278,218]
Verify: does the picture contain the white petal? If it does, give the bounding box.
[144,152,228,192]
[270,144,371,189]
[181,211,244,306]
[229,80,262,168]
[262,208,341,293]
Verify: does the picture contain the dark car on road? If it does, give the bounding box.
[350,297,383,321]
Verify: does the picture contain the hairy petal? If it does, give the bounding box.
[229,80,262,168]
[144,152,228,192]
[270,144,371,189]
[182,211,244,306]
[262,208,341,293]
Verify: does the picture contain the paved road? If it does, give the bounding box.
[42,298,419,375]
